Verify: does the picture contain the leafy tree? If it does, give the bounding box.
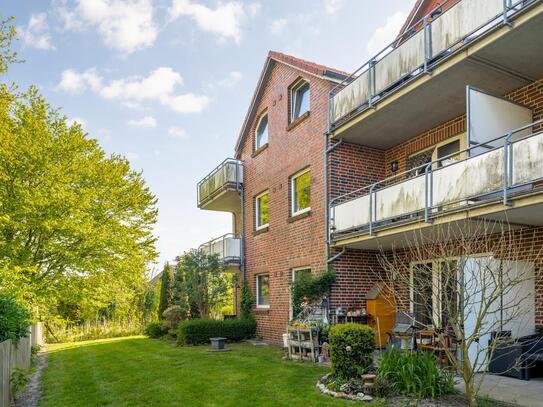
[176,250,231,319]
[0,87,158,320]
[0,17,20,75]
[172,259,189,318]
[240,281,254,320]
[158,263,174,318]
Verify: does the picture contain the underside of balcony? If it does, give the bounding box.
[331,0,543,149]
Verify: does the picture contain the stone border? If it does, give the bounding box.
[316,374,373,402]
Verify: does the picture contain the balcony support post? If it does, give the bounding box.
[423,16,432,74]
[368,59,376,109]
[424,163,433,223]
[503,132,514,207]
[503,0,512,27]
[369,184,376,236]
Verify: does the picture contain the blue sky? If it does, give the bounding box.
[3,0,411,274]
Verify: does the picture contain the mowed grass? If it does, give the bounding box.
[40,336,353,407]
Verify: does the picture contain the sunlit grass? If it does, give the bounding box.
[41,336,353,407]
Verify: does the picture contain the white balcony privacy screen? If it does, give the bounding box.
[468,87,533,156]
[331,0,508,124]
[198,160,243,204]
[332,131,543,233]
[201,235,241,261]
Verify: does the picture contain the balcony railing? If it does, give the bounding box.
[197,158,243,208]
[329,0,537,128]
[330,119,543,237]
[199,233,242,265]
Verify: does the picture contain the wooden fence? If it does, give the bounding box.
[0,323,43,407]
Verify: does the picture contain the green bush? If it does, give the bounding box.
[162,305,186,331]
[144,321,166,338]
[291,268,335,317]
[177,318,256,345]
[0,295,30,343]
[328,323,374,379]
[378,349,455,399]
[240,281,254,320]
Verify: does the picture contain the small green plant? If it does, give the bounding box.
[161,305,186,332]
[0,295,30,343]
[10,367,30,398]
[240,281,255,319]
[177,318,256,345]
[328,323,375,379]
[377,349,455,399]
[144,321,166,338]
[291,268,335,317]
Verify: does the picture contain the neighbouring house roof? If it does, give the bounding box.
[234,51,348,156]
[396,0,461,42]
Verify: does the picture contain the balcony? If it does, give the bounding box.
[330,120,543,249]
[199,233,242,269]
[197,158,243,212]
[329,0,543,148]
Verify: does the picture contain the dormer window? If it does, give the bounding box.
[291,80,310,122]
[255,112,268,150]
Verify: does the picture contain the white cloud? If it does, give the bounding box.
[59,0,158,54]
[218,71,242,88]
[367,11,407,56]
[269,18,287,35]
[324,0,345,15]
[18,13,55,50]
[168,126,188,139]
[168,0,250,43]
[56,67,210,114]
[67,117,87,128]
[56,68,102,94]
[127,116,157,128]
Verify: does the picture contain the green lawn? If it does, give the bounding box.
[40,336,354,407]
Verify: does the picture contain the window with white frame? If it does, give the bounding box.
[255,112,268,150]
[255,191,269,230]
[256,274,270,308]
[410,260,459,329]
[291,169,311,216]
[291,80,310,121]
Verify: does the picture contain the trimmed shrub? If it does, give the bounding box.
[240,282,254,320]
[177,318,256,345]
[328,323,375,379]
[0,295,30,343]
[144,321,166,338]
[378,349,455,399]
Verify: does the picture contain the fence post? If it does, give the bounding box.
[423,16,433,73]
[368,59,376,108]
[503,132,513,206]
[424,163,433,222]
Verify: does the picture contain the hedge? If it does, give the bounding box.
[177,318,256,345]
[328,323,375,379]
[0,295,30,343]
[144,321,167,338]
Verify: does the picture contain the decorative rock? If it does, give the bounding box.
[361,374,376,381]
[361,395,373,402]
[356,392,365,400]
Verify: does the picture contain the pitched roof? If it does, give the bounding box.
[234,51,348,155]
[397,0,461,41]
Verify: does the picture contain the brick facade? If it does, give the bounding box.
[236,57,334,344]
[328,77,543,327]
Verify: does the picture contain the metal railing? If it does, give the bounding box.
[197,158,243,207]
[199,233,242,264]
[328,0,538,129]
[330,119,543,238]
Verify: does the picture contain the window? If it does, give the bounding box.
[255,191,269,230]
[291,169,311,216]
[410,260,459,329]
[255,113,268,150]
[256,274,270,308]
[291,80,310,121]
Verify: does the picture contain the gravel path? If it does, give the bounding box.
[14,352,48,407]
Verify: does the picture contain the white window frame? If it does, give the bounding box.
[256,274,270,309]
[255,190,269,230]
[290,267,311,319]
[290,79,310,122]
[255,112,269,151]
[291,168,311,216]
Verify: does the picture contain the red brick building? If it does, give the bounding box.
[197,0,543,347]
